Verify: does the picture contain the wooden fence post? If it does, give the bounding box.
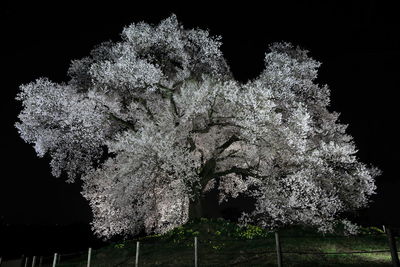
[52,253,57,267]
[31,256,36,267]
[194,236,198,267]
[385,226,399,267]
[87,247,92,267]
[135,242,139,267]
[39,256,43,267]
[275,232,283,267]
[24,256,29,267]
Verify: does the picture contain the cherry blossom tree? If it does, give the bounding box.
[16,15,379,238]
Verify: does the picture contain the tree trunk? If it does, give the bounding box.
[188,158,216,220]
[189,196,203,220]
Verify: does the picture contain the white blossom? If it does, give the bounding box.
[16,16,378,238]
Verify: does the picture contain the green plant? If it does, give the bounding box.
[360,226,385,235]
[238,224,269,239]
[114,243,125,249]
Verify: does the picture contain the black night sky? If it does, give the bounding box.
[2,0,400,256]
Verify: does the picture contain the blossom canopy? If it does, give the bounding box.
[16,15,379,238]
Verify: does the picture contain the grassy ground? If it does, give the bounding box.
[56,218,399,267]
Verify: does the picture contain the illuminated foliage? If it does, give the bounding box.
[16,15,378,238]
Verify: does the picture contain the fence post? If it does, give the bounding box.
[0,256,2,266]
[275,232,283,267]
[24,256,29,267]
[31,256,36,267]
[52,253,57,267]
[194,236,198,267]
[39,256,43,267]
[135,241,140,267]
[385,226,400,267]
[87,247,92,267]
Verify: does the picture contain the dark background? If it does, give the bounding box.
[2,0,399,257]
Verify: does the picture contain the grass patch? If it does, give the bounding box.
[56,218,399,266]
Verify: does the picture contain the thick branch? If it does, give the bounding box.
[170,95,179,117]
[191,121,240,134]
[132,97,154,120]
[155,83,180,118]
[216,135,240,154]
[156,83,174,93]
[109,114,136,131]
[216,151,240,162]
[187,137,196,152]
[214,166,265,179]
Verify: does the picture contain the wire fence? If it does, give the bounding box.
[1,231,399,266]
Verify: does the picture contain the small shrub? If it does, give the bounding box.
[360,226,385,235]
[114,243,125,249]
